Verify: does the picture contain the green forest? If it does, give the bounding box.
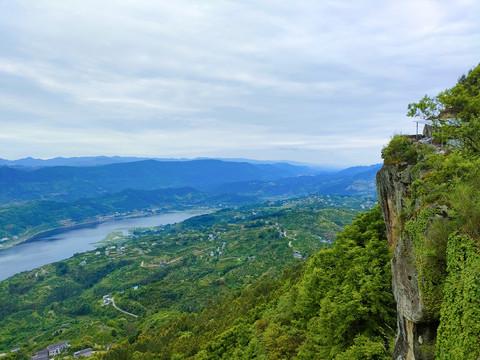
[98,205,395,360]
[0,195,372,359]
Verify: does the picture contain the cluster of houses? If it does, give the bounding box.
[30,342,92,359]
[104,244,127,256]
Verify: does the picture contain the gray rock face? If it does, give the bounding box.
[377,164,437,360]
[391,234,425,360]
[376,164,413,248]
[392,234,423,323]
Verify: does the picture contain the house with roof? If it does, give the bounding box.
[30,349,48,360]
[74,348,93,358]
[47,341,69,356]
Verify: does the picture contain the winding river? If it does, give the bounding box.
[0,211,206,281]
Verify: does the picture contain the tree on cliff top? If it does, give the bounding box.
[407,63,480,154]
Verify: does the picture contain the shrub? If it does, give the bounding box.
[381,135,421,165]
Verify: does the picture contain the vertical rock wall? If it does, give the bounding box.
[377,164,437,360]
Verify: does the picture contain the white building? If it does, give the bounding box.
[47,341,69,356]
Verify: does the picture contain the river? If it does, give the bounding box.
[0,211,206,281]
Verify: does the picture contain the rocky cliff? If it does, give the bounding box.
[377,65,480,359]
[377,163,438,360]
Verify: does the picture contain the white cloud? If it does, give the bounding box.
[0,0,479,165]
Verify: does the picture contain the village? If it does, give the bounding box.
[29,341,92,360]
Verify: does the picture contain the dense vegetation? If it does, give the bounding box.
[382,63,480,358]
[0,195,376,359]
[96,205,395,360]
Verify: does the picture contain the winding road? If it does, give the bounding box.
[105,296,138,318]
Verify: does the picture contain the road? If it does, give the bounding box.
[109,296,138,318]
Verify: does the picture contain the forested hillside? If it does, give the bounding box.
[0,195,371,359]
[99,206,395,360]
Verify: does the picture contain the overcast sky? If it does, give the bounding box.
[1,0,479,166]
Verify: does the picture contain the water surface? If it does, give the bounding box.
[0,211,205,281]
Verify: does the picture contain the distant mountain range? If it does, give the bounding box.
[0,159,317,204]
[208,164,381,198]
[0,157,381,250]
[0,156,184,168]
[0,158,380,205]
[0,156,337,171]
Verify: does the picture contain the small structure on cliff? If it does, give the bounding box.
[413,118,432,140]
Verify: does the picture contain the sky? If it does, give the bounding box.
[0,1,479,166]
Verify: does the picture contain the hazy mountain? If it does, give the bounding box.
[0,159,315,205]
[193,157,340,172]
[0,156,174,167]
[208,164,382,198]
[0,156,325,173]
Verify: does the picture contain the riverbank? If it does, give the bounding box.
[1,216,133,251]
[0,208,213,251]
[0,210,210,281]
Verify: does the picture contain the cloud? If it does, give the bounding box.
[0,0,479,165]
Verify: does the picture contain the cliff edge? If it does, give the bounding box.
[377,161,438,360]
[377,126,480,359]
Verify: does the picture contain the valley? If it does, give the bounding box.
[1,2,478,358]
[0,194,371,358]
[0,159,377,250]
[0,157,380,359]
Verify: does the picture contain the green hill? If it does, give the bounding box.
[0,195,368,359]
[100,205,396,360]
[376,63,480,359]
